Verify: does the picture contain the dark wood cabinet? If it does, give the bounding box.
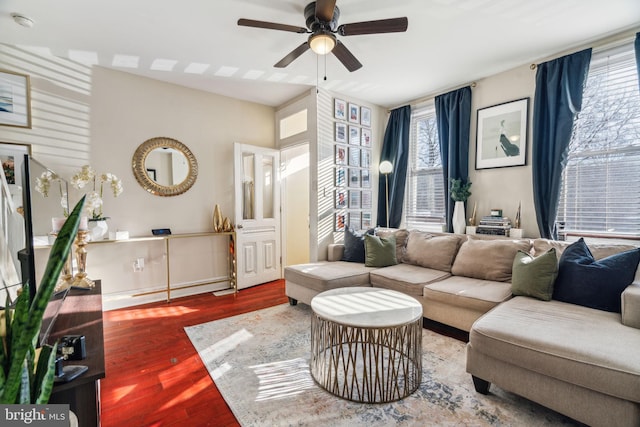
[49,281,105,427]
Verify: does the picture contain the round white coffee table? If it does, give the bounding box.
[310,287,423,403]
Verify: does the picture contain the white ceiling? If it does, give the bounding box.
[1,0,639,108]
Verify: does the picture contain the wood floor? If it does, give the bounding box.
[100,279,288,427]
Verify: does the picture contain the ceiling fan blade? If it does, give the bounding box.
[338,17,408,36]
[315,0,337,22]
[274,42,310,68]
[332,41,362,72]
[237,18,307,34]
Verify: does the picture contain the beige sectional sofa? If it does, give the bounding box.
[284,229,640,427]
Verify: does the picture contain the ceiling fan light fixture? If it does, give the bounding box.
[309,32,336,55]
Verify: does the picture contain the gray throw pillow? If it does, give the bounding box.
[364,234,397,268]
[511,249,558,301]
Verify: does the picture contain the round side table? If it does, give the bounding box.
[310,287,423,403]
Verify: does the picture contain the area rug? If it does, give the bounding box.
[185,304,578,426]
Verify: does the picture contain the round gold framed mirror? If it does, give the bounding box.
[132,137,198,196]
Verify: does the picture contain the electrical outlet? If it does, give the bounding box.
[133,257,144,272]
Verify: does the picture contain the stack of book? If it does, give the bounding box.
[477,215,512,236]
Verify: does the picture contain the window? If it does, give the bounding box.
[557,42,640,238]
[404,103,445,230]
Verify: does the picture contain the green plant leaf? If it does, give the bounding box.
[33,344,57,404]
[0,196,85,404]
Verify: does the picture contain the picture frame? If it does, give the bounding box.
[334,98,346,120]
[362,212,372,229]
[361,169,371,188]
[0,69,32,128]
[360,106,371,127]
[349,212,362,231]
[476,98,529,170]
[349,190,361,209]
[361,191,372,209]
[348,147,360,167]
[146,168,157,181]
[335,212,346,232]
[335,189,347,209]
[348,168,360,187]
[335,122,347,143]
[349,126,360,145]
[335,167,346,187]
[0,142,31,186]
[348,103,360,124]
[361,149,371,168]
[361,128,372,147]
[335,145,346,165]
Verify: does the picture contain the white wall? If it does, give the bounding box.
[468,64,538,237]
[0,45,276,308]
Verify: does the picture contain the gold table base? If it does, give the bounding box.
[310,311,422,403]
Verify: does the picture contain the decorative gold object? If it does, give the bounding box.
[54,230,94,293]
[469,202,477,226]
[222,217,234,232]
[131,137,198,197]
[213,204,224,232]
[514,201,521,229]
[71,230,94,289]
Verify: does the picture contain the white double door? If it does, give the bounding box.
[233,143,281,289]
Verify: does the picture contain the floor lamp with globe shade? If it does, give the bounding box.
[379,161,393,228]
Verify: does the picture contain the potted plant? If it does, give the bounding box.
[449,178,472,234]
[0,196,85,404]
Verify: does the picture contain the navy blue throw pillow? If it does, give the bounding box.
[342,227,374,263]
[553,238,640,313]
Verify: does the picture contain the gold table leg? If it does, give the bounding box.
[311,312,422,403]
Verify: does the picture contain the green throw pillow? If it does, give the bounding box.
[511,248,558,301]
[364,234,397,267]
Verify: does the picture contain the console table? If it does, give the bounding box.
[76,231,236,302]
[49,281,104,427]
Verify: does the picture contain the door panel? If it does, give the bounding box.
[234,143,281,289]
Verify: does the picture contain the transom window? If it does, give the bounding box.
[404,104,445,230]
[557,42,640,238]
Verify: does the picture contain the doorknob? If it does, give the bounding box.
[237,224,243,229]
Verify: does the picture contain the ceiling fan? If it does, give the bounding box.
[237,0,408,72]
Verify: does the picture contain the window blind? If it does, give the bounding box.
[557,42,640,237]
[405,103,445,230]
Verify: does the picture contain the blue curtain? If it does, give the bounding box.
[376,105,411,228]
[532,48,591,239]
[435,86,472,232]
[635,32,640,89]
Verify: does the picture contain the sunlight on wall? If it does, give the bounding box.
[0,43,92,173]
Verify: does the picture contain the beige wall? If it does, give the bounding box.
[1,45,276,308]
[468,64,538,237]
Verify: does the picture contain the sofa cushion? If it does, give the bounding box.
[404,231,462,272]
[553,238,640,313]
[375,228,409,263]
[370,264,450,298]
[284,261,374,293]
[511,249,558,301]
[533,238,638,261]
[341,227,373,263]
[423,276,512,312]
[364,234,397,267]
[451,238,531,281]
[470,296,640,403]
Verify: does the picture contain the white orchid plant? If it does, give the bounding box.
[35,170,69,216]
[71,165,123,220]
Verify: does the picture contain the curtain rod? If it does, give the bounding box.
[387,81,476,113]
[530,31,637,70]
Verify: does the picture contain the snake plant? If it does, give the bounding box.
[0,196,85,404]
